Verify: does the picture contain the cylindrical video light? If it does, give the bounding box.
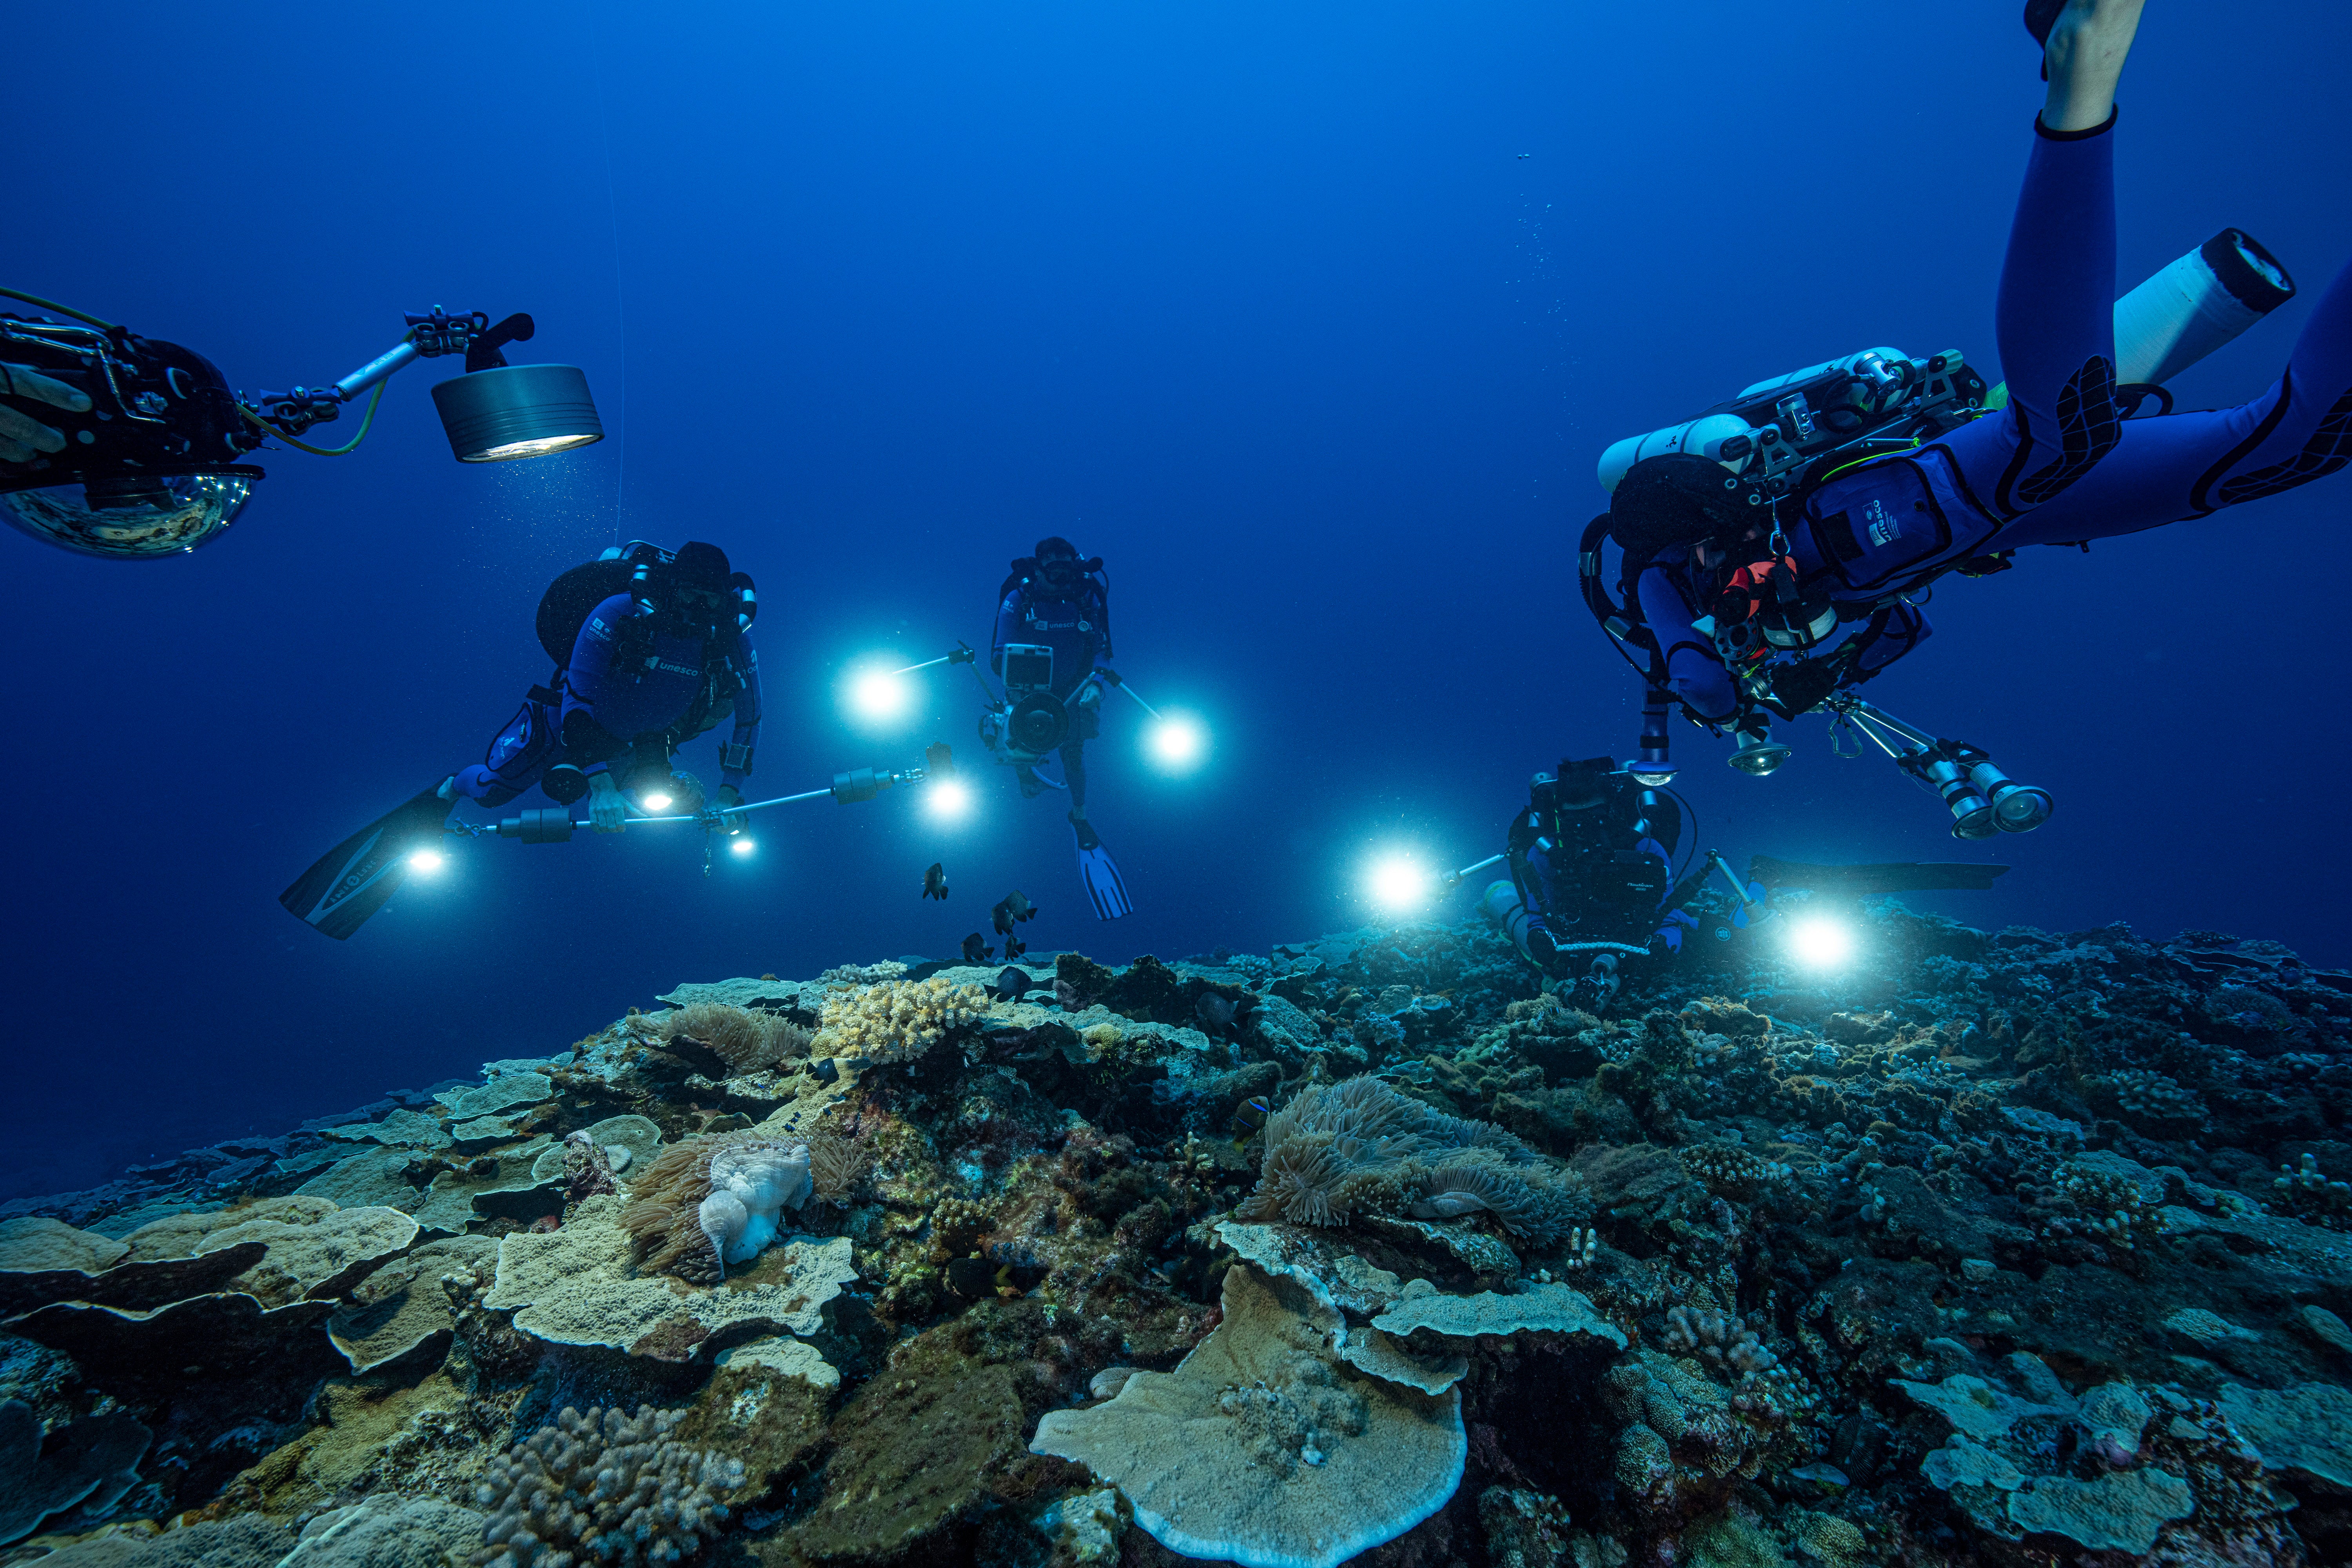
[430,365,605,463]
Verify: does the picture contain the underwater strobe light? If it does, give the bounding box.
[0,293,601,560]
[1366,853,1433,913]
[1786,916,1855,969]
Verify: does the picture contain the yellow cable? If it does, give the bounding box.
[241,370,392,456]
[0,287,117,331]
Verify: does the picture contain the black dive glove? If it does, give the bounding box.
[1766,650,1855,717]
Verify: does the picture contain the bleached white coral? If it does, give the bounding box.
[815,976,987,1065]
[696,1140,811,1281]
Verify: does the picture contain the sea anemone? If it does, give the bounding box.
[655,1003,813,1075]
[621,1133,811,1281]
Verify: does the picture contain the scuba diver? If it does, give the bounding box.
[1495,758,1691,1009]
[985,535,1133,919]
[281,540,761,937]
[1586,0,2352,785]
[446,539,760,832]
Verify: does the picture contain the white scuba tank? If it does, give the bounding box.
[2112,228,2296,387]
[1733,347,1909,405]
[1594,414,1754,495]
[1597,229,2296,495]
[1478,879,1536,966]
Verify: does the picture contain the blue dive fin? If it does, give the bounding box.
[280,783,454,940]
[1072,820,1132,920]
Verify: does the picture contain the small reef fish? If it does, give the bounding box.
[1197,992,1240,1037]
[991,890,1038,935]
[961,933,994,963]
[992,966,1031,1002]
[1230,1095,1271,1143]
[1003,935,1028,960]
[922,862,950,900]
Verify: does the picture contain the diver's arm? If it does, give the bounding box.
[558,592,639,776]
[1846,601,1932,681]
[719,628,762,794]
[1635,564,1737,723]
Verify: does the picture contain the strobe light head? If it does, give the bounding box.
[427,313,603,463]
[0,316,265,559]
[431,365,603,462]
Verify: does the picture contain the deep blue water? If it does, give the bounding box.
[7,2,2349,1198]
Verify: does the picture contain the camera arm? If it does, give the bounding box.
[247,308,532,435]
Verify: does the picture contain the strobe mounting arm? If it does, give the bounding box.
[247,307,531,436]
[1820,694,2053,838]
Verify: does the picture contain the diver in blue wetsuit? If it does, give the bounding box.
[280,539,764,940]
[1601,0,2352,750]
[1505,758,1691,1005]
[987,535,1133,918]
[449,539,762,833]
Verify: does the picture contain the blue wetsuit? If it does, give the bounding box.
[992,576,1112,808]
[1644,113,2352,722]
[1510,778,1689,957]
[456,592,762,808]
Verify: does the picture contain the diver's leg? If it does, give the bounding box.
[1996,253,2352,546]
[451,699,553,809]
[2042,0,2144,134]
[1936,0,2146,519]
[1060,739,1089,817]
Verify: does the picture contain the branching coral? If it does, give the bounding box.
[1236,1077,1587,1244]
[473,1405,741,1568]
[814,978,987,1065]
[655,1004,811,1075]
[620,1134,810,1281]
[1679,1144,1791,1196]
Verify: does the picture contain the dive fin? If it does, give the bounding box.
[1072,821,1133,920]
[280,784,456,940]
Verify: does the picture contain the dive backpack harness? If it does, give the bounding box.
[532,540,762,778]
[1579,347,2009,753]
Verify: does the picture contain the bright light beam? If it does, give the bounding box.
[730,837,756,857]
[1365,854,1432,913]
[1787,916,1856,969]
[847,663,914,726]
[1146,712,1208,773]
[925,777,973,822]
[407,848,446,873]
[641,790,674,812]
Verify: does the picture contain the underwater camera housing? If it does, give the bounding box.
[0,298,603,560]
[0,315,267,558]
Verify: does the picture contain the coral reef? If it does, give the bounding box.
[812,976,985,1065]
[474,1406,740,1568]
[655,1004,812,1075]
[0,904,2347,1566]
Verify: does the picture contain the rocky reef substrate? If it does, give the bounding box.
[1,906,2348,1568]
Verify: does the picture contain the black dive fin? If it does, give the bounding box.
[1073,822,1133,920]
[1748,857,2009,896]
[280,784,455,940]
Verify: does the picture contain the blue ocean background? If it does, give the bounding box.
[7,1,2348,1200]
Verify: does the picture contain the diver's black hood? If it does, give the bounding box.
[1607,454,1769,556]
